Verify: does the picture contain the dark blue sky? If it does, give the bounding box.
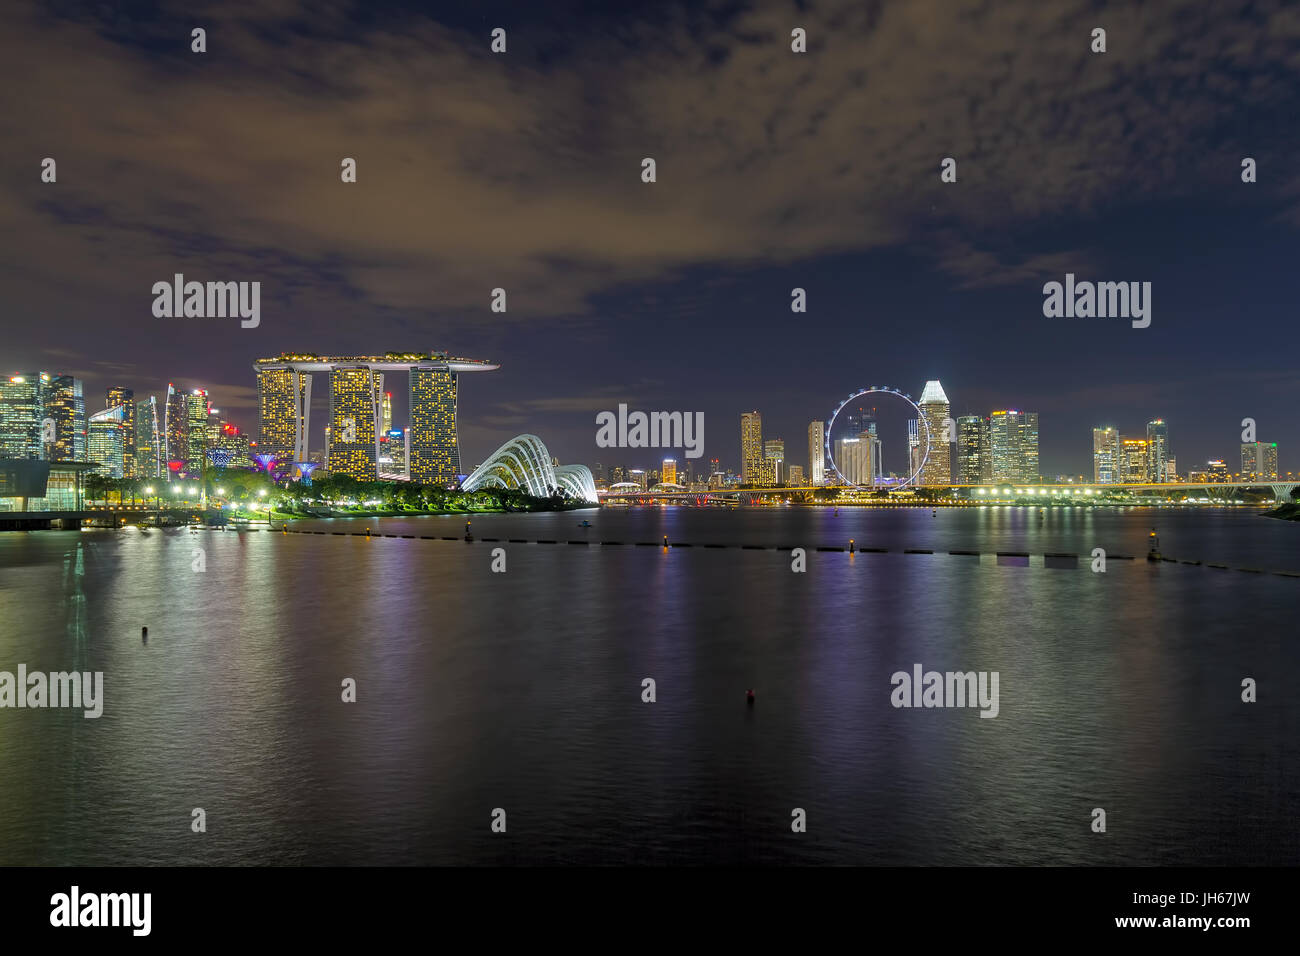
[2,0,1297,476]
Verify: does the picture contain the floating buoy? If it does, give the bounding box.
[1147,528,1162,562]
[849,538,855,553]
[141,626,148,642]
[746,689,755,705]
[464,519,474,542]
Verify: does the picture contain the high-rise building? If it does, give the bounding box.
[1145,420,1169,483]
[990,410,1037,484]
[409,367,459,484]
[807,421,824,485]
[1092,427,1120,483]
[918,380,951,485]
[211,421,253,469]
[661,459,677,484]
[328,367,381,480]
[740,412,763,484]
[787,464,804,486]
[381,391,393,434]
[43,375,85,462]
[836,437,871,486]
[0,373,45,459]
[1241,442,1279,480]
[87,405,128,478]
[164,385,188,471]
[184,390,211,473]
[1121,438,1151,482]
[256,367,313,465]
[956,415,987,484]
[764,438,784,483]
[134,396,160,477]
[1164,456,1177,481]
[106,387,136,477]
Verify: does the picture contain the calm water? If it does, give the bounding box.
[1,506,1297,865]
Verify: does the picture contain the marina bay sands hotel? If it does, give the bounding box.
[254,352,498,483]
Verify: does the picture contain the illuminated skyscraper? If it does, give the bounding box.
[328,367,381,479]
[741,412,763,484]
[106,387,135,477]
[807,421,824,485]
[212,421,252,468]
[661,459,677,484]
[256,367,312,465]
[164,385,188,470]
[134,396,160,477]
[956,415,988,484]
[1121,438,1151,482]
[918,380,951,485]
[836,436,871,486]
[1241,442,1279,480]
[43,375,85,462]
[1146,420,1169,483]
[0,373,45,459]
[1021,412,1040,484]
[764,438,784,483]
[1092,427,1120,483]
[87,405,128,478]
[381,391,393,434]
[409,367,459,484]
[990,410,1028,483]
[184,390,211,473]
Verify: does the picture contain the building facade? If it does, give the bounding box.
[918,380,951,485]
[740,411,763,484]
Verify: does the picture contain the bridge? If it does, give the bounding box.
[600,481,1299,504]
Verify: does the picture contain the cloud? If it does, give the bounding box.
[3,0,1298,335]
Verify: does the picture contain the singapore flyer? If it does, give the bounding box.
[825,386,932,489]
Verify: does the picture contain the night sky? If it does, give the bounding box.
[2,0,1297,476]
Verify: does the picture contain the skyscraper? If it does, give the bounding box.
[1146,420,1169,483]
[0,373,45,459]
[661,459,677,484]
[918,380,951,485]
[764,438,784,483]
[106,387,136,477]
[956,415,988,484]
[1092,427,1119,483]
[184,389,211,473]
[1121,438,1151,482]
[740,412,763,484]
[328,367,381,480]
[1241,442,1279,480]
[835,436,873,486]
[43,375,85,462]
[87,405,128,478]
[1021,412,1040,484]
[807,420,824,485]
[256,366,313,465]
[409,367,459,484]
[990,410,1037,483]
[164,385,188,471]
[134,396,160,477]
[381,390,393,434]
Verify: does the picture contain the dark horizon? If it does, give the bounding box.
[2,0,1297,476]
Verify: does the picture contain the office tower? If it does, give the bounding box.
[381,391,393,434]
[956,415,988,484]
[211,421,252,468]
[918,380,951,485]
[1146,420,1169,483]
[835,437,870,486]
[1241,442,1279,480]
[87,405,128,478]
[134,397,160,477]
[989,411,1025,483]
[409,367,459,484]
[1165,456,1177,481]
[329,367,381,480]
[907,419,922,477]
[0,373,46,459]
[630,469,647,491]
[106,387,136,477]
[164,385,188,470]
[378,429,407,476]
[661,459,677,484]
[1021,412,1039,484]
[1206,459,1229,481]
[256,366,313,465]
[43,375,85,462]
[807,421,824,485]
[764,438,784,483]
[183,389,211,473]
[787,464,804,486]
[1092,427,1120,483]
[1121,438,1151,482]
[740,412,763,484]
